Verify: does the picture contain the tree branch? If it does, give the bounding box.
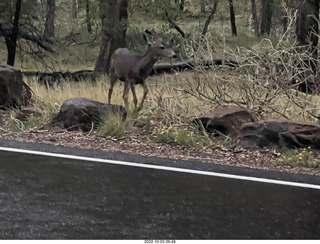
[18,31,54,52]
[202,0,219,37]
[165,11,186,38]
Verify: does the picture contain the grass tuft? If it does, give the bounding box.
[96,113,127,139]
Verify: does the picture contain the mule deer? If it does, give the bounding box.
[108,29,176,113]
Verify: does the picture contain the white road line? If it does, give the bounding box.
[0,146,320,190]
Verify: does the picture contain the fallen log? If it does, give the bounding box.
[151,59,238,75]
[22,70,96,88]
[21,59,239,87]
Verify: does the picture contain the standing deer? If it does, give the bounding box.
[108,29,176,113]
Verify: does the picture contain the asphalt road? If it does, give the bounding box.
[0,138,319,239]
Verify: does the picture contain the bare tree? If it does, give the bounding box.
[295,0,319,79]
[0,0,22,66]
[202,0,219,36]
[296,0,319,46]
[180,0,185,11]
[94,0,128,73]
[0,0,53,66]
[229,0,237,36]
[260,0,274,35]
[71,0,77,19]
[200,0,206,13]
[85,0,92,33]
[251,0,259,36]
[282,0,289,34]
[44,0,55,39]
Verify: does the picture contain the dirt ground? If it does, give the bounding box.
[1,110,319,177]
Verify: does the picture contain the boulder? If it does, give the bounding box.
[0,63,32,108]
[237,120,320,149]
[51,97,126,132]
[193,106,255,137]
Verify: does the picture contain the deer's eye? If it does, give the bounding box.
[160,46,165,49]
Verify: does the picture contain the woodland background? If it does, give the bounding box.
[1,1,320,170]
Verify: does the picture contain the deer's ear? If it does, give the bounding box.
[143,31,153,45]
[145,29,152,35]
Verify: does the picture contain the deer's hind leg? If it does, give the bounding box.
[137,81,149,111]
[108,75,117,104]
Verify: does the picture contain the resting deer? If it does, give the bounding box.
[108,30,176,113]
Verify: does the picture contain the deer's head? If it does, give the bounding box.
[143,29,176,59]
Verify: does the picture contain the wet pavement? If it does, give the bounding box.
[0,139,319,239]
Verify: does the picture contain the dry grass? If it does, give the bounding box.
[26,76,108,105]
[24,64,320,128]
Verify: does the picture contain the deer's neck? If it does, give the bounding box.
[137,49,158,75]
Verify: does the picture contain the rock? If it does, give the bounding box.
[51,98,126,132]
[0,63,32,108]
[193,106,255,137]
[237,120,320,149]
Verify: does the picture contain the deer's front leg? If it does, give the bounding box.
[130,83,138,113]
[137,82,149,111]
[122,81,130,113]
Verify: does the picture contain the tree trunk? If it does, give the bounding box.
[296,0,319,46]
[260,0,273,35]
[6,38,17,67]
[44,0,55,39]
[296,0,319,78]
[174,0,184,11]
[94,0,128,73]
[229,0,237,36]
[166,11,186,38]
[86,0,92,33]
[180,0,185,11]
[202,0,219,36]
[71,0,77,19]
[200,0,206,13]
[309,0,319,64]
[6,0,22,66]
[251,0,259,36]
